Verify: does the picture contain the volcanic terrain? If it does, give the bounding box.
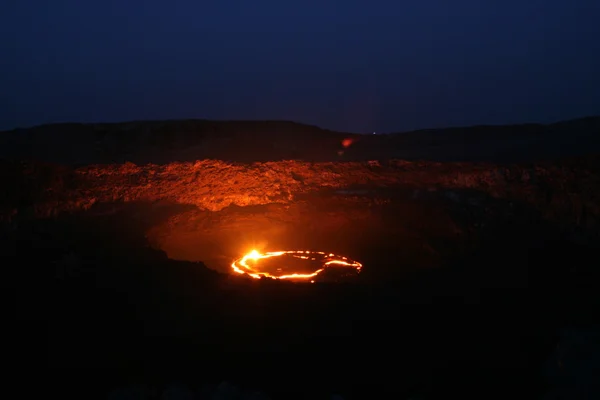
[4,118,600,399]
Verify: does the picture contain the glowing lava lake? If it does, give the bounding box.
[231,250,363,281]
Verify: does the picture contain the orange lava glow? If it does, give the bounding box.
[341,138,355,148]
[231,249,363,281]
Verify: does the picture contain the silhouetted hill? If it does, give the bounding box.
[0,120,357,165]
[345,116,600,162]
[1,117,599,164]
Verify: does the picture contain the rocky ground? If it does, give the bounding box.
[2,156,599,274]
[4,118,600,399]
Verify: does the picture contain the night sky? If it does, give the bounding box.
[1,0,599,133]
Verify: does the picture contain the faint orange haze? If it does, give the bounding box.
[342,138,357,148]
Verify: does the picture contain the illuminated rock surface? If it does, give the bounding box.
[2,155,600,279]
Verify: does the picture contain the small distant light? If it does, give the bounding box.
[373,132,377,135]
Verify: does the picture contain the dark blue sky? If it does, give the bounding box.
[1,0,599,132]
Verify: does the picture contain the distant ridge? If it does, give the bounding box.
[0,117,598,165]
[388,115,600,135]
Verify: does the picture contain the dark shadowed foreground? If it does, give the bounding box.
[6,199,599,399]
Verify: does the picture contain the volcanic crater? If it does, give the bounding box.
[5,119,600,398]
[4,152,600,285]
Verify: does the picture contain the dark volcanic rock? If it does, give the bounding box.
[0,120,356,165]
[1,117,599,165]
[5,118,600,400]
